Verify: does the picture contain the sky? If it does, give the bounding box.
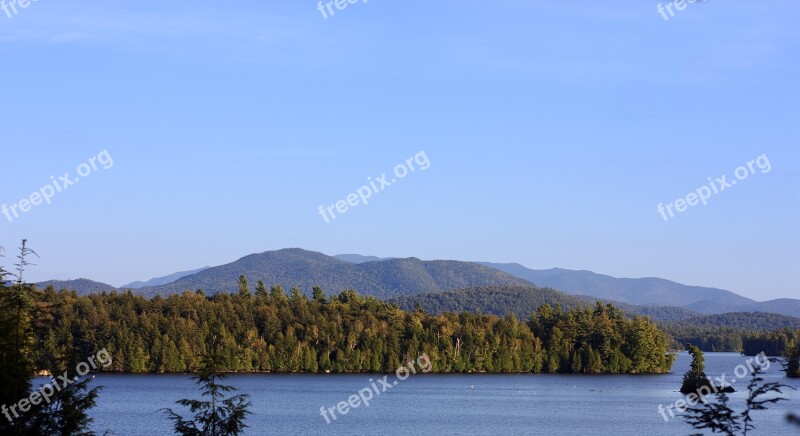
[0,1,798,301]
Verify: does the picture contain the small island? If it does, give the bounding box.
[680,345,735,394]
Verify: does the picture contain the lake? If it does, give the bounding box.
[44,352,799,435]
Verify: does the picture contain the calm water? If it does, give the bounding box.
[41,353,799,435]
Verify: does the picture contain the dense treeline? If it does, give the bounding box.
[394,287,800,353]
[392,286,704,323]
[661,325,746,352]
[608,304,700,322]
[741,329,800,377]
[32,282,674,374]
[664,315,800,354]
[529,302,675,373]
[676,312,800,331]
[741,329,800,356]
[391,286,587,319]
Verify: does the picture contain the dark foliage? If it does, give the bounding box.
[29,284,675,374]
[163,340,251,436]
[391,286,588,319]
[0,241,101,436]
[741,328,800,357]
[683,364,791,435]
[680,345,733,395]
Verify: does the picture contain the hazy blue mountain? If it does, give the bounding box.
[743,299,800,318]
[137,248,532,298]
[34,250,799,319]
[477,263,754,307]
[477,262,800,318]
[121,266,210,289]
[36,278,116,295]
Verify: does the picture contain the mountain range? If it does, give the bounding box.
[120,266,210,289]
[476,262,799,317]
[131,249,531,298]
[34,248,800,318]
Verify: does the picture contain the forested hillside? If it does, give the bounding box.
[32,284,674,374]
[35,278,116,294]
[659,312,800,353]
[391,285,587,317]
[676,312,800,330]
[135,249,532,297]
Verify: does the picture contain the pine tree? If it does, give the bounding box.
[290,286,303,302]
[681,344,714,394]
[269,285,285,302]
[164,338,251,435]
[237,276,250,299]
[784,342,800,378]
[312,287,325,303]
[0,245,26,426]
[0,240,101,435]
[254,281,268,300]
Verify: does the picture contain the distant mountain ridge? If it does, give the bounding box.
[36,278,116,294]
[121,266,210,289]
[476,263,752,307]
[136,248,532,298]
[32,249,800,319]
[476,262,800,318]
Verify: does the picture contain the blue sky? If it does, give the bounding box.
[0,1,797,301]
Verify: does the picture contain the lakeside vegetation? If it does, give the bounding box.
[2,242,797,435]
[741,328,800,356]
[22,279,676,375]
[1,241,100,435]
[393,286,800,354]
